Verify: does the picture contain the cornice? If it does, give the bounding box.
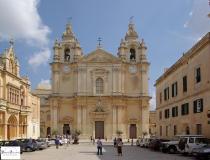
[155,32,210,86]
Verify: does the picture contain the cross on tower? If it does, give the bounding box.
[67,17,72,24]
[129,16,134,24]
[97,37,102,47]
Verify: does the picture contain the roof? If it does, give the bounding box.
[155,32,210,86]
[81,48,120,63]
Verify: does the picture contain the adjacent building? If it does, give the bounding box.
[35,22,151,139]
[149,111,156,136]
[0,42,40,140]
[155,33,210,139]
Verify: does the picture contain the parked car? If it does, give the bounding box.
[192,144,210,159]
[145,138,155,148]
[3,140,24,154]
[177,135,209,155]
[35,139,48,150]
[17,138,38,152]
[149,139,170,151]
[39,138,50,147]
[160,136,181,154]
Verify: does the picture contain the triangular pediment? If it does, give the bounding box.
[81,48,120,63]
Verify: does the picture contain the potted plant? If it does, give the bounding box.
[116,130,123,137]
[72,129,81,144]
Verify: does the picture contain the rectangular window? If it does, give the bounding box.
[160,126,162,136]
[159,111,162,120]
[172,106,178,117]
[172,82,178,97]
[174,125,177,136]
[159,92,162,104]
[164,109,170,119]
[196,124,202,135]
[183,76,187,92]
[195,67,201,83]
[194,99,203,113]
[164,87,169,101]
[181,103,189,115]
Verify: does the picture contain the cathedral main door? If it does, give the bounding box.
[95,121,104,139]
[129,124,137,139]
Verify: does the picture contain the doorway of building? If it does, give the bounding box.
[95,121,104,139]
[63,124,70,135]
[7,115,17,140]
[47,127,51,136]
[129,124,137,139]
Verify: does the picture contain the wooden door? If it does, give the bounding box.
[130,124,137,138]
[95,121,104,139]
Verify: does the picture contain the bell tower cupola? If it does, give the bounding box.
[118,20,148,64]
[52,22,83,63]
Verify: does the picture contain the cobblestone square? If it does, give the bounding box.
[21,143,193,160]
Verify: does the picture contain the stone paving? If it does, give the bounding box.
[21,143,194,160]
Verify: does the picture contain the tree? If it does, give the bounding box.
[116,130,123,137]
[72,129,81,144]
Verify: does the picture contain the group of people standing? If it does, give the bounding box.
[95,137,124,156]
[114,137,123,156]
[55,135,72,149]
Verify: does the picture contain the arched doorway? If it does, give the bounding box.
[46,127,51,136]
[63,124,70,135]
[7,115,18,140]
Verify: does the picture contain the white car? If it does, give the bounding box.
[177,135,208,155]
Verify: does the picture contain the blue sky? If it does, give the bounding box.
[0,0,210,109]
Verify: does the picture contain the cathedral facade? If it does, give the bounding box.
[37,22,150,139]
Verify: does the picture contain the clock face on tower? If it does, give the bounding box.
[129,65,137,74]
[63,65,70,73]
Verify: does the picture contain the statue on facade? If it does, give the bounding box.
[94,98,104,112]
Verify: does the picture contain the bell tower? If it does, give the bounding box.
[51,23,83,94]
[53,23,83,63]
[118,20,150,97]
[118,21,148,64]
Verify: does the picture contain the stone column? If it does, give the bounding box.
[50,100,58,133]
[92,121,95,138]
[82,106,87,137]
[112,106,117,138]
[77,105,81,130]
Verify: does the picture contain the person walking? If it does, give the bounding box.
[113,137,117,147]
[96,137,103,155]
[117,138,123,156]
[131,138,134,146]
[55,136,60,149]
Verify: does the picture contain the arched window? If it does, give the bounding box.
[130,48,136,60]
[96,78,104,94]
[64,48,70,61]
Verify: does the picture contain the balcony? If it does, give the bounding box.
[0,99,7,111]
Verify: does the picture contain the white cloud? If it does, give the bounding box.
[150,90,156,111]
[0,0,51,68]
[37,79,51,89]
[184,0,210,38]
[0,0,50,46]
[28,48,51,68]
